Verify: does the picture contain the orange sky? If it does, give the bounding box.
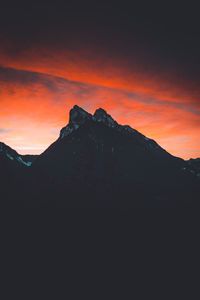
[0,48,200,159]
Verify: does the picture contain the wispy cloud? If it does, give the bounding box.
[0,128,11,134]
[0,55,199,159]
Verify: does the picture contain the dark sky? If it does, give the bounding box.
[1,1,199,77]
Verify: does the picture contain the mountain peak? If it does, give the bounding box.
[93,107,118,128]
[60,105,120,138]
[94,108,107,115]
[69,105,92,126]
[60,105,92,138]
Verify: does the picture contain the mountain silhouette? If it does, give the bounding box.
[0,105,199,207]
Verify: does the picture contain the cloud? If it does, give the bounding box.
[0,65,91,93]
[0,52,199,159]
[0,128,11,134]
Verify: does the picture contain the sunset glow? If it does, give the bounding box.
[0,41,199,159]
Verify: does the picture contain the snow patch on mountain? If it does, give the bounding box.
[0,142,32,167]
[16,156,32,167]
[6,153,14,160]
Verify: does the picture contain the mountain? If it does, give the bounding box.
[25,105,199,208]
[0,105,199,207]
[186,159,200,178]
[0,142,37,166]
[0,143,38,207]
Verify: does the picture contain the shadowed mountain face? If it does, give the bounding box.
[0,106,199,208]
[0,143,38,207]
[187,159,200,177]
[0,143,37,166]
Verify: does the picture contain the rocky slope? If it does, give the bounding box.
[0,105,199,207]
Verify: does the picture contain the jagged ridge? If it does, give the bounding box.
[59,105,168,155]
[0,142,36,167]
[0,104,199,208]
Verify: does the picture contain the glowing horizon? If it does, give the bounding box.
[0,47,200,159]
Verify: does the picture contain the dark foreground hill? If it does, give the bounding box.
[0,106,199,207]
[0,142,37,207]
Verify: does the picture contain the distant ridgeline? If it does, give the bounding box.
[0,105,199,208]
